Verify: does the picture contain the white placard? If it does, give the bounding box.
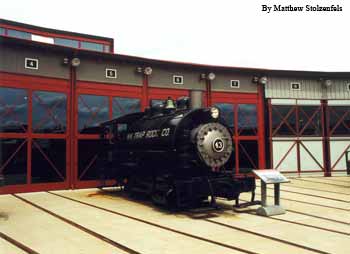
[253,170,290,184]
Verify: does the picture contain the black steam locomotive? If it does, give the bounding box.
[99,95,255,209]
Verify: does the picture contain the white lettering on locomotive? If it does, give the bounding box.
[146,129,159,138]
[134,131,146,139]
[127,128,171,140]
[161,128,170,137]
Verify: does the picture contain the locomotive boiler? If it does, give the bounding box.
[99,92,255,209]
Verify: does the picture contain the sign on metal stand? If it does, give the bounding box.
[252,169,289,216]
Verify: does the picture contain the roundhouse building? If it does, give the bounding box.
[0,19,349,194]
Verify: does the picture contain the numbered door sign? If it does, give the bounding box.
[106,68,117,79]
[173,75,184,85]
[25,58,39,70]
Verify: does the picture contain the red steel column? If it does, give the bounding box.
[69,65,76,188]
[322,99,331,176]
[296,104,300,175]
[206,79,212,107]
[27,89,33,184]
[142,74,149,110]
[257,83,266,169]
[268,99,274,169]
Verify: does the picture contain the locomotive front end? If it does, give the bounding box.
[193,120,233,169]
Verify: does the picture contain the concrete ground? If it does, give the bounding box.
[0,176,349,254]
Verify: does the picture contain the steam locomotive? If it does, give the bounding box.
[99,93,255,209]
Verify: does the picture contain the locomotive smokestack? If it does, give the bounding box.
[190,90,203,109]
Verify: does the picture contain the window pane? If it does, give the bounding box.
[271,105,296,136]
[299,106,322,136]
[0,87,28,132]
[78,94,109,133]
[0,139,27,185]
[32,91,67,133]
[81,41,103,52]
[78,139,102,180]
[239,140,258,173]
[150,99,164,107]
[329,106,350,135]
[238,104,257,135]
[113,97,140,118]
[0,27,5,35]
[7,29,31,40]
[31,139,66,183]
[54,37,79,48]
[214,103,234,130]
[103,45,110,52]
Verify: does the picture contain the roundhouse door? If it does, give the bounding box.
[268,99,325,174]
[211,92,263,174]
[0,75,70,194]
[74,82,142,189]
[30,90,69,187]
[327,100,350,173]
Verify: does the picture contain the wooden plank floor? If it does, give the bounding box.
[0,176,349,254]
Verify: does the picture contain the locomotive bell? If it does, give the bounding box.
[165,97,176,109]
[195,122,233,168]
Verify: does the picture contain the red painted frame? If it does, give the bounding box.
[326,102,350,172]
[211,91,265,175]
[0,72,267,193]
[268,99,326,175]
[0,72,70,194]
[73,80,143,189]
[148,87,190,104]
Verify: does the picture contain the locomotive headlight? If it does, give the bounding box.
[210,107,219,119]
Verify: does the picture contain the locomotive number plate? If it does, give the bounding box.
[212,138,225,152]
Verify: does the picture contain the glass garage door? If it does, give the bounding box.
[0,85,69,193]
[327,100,350,172]
[269,99,325,174]
[0,87,28,187]
[211,92,264,174]
[74,85,142,189]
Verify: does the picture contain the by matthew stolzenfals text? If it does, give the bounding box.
[262,4,343,13]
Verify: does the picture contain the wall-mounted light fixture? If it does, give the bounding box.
[323,79,332,88]
[319,78,332,88]
[207,72,216,81]
[252,76,259,83]
[252,75,267,85]
[144,67,153,76]
[71,58,81,67]
[136,66,152,75]
[200,72,216,81]
[259,76,268,85]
